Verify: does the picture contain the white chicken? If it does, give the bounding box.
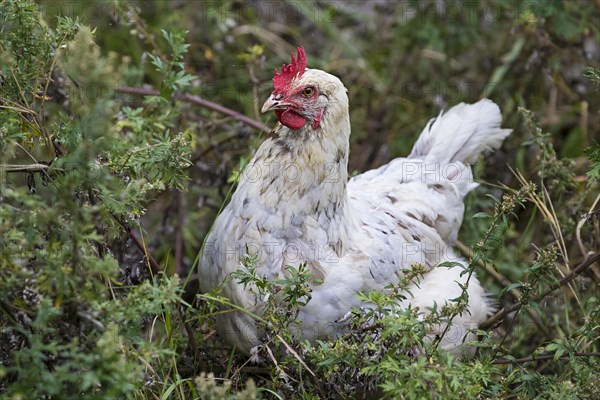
[199,47,511,355]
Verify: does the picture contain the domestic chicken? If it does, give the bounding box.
[199,46,511,356]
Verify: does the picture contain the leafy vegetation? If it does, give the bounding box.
[1,0,598,399]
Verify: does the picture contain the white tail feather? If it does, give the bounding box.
[409,99,511,164]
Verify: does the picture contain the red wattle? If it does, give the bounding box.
[276,109,307,130]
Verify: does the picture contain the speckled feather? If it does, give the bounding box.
[199,59,511,355]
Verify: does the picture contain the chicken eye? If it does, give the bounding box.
[302,86,315,97]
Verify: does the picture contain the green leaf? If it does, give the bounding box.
[472,212,490,219]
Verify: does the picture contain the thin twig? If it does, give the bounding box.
[456,240,518,296]
[0,300,19,324]
[512,167,582,307]
[1,163,53,173]
[178,307,200,369]
[175,189,185,277]
[455,240,549,335]
[481,252,600,330]
[492,304,522,360]
[179,92,271,132]
[493,351,600,365]
[127,228,162,275]
[576,192,600,257]
[274,333,316,378]
[116,86,271,132]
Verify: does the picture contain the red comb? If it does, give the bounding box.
[273,46,307,94]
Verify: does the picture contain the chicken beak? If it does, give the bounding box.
[261,94,285,113]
